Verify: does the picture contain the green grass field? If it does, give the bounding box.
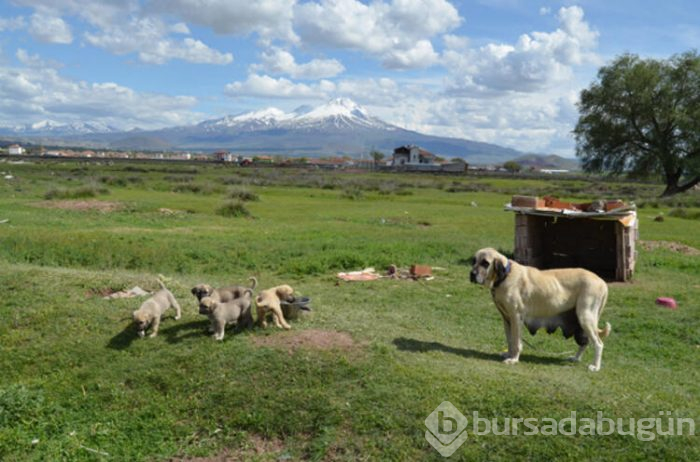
[0,160,698,461]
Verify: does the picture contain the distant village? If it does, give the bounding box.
[0,143,570,174]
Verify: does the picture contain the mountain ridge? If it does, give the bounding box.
[0,98,565,165]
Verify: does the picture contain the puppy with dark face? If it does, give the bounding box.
[255,285,295,330]
[470,248,611,372]
[132,280,181,338]
[199,290,253,341]
[191,277,257,303]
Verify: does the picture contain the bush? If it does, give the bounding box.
[340,188,364,200]
[216,200,252,218]
[172,183,219,195]
[226,187,259,202]
[668,208,700,220]
[44,185,109,200]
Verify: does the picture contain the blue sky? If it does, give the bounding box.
[0,0,698,156]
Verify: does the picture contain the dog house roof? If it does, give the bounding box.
[505,195,637,227]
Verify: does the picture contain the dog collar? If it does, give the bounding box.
[493,259,512,288]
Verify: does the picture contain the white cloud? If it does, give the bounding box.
[84,17,232,65]
[443,6,599,93]
[251,47,344,79]
[224,74,334,99]
[295,0,461,69]
[0,16,26,32]
[0,63,199,128]
[15,1,231,65]
[28,13,73,44]
[382,39,438,69]
[149,0,297,42]
[11,0,138,29]
[16,48,62,68]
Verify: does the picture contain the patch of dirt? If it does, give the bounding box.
[171,435,285,461]
[639,240,700,255]
[33,200,123,212]
[252,329,355,351]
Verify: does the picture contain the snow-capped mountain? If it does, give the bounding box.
[196,98,394,133]
[0,98,531,163]
[0,120,120,136]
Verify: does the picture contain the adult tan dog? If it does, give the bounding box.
[132,280,181,338]
[256,285,294,330]
[191,277,258,303]
[470,248,611,372]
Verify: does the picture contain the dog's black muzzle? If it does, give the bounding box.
[469,270,477,283]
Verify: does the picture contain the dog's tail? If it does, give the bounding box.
[157,279,167,290]
[249,276,258,291]
[599,322,612,338]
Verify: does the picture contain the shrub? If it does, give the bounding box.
[226,187,259,202]
[668,208,700,220]
[172,183,219,195]
[216,200,251,218]
[340,188,364,200]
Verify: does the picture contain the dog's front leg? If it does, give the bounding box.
[149,316,161,338]
[496,302,514,359]
[503,312,522,364]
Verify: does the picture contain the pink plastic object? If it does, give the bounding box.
[656,297,677,309]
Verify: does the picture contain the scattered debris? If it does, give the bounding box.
[4,175,14,180]
[410,264,432,278]
[656,297,678,310]
[0,219,8,224]
[103,286,150,300]
[338,264,437,282]
[470,201,478,207]
[654,215,665,222]
[337,268,381,282]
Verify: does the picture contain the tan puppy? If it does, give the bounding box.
[255,285,294,330]
[191,277,257,303]
[470,248,611,372]
[132,281,181,338]
[199,290,254,341]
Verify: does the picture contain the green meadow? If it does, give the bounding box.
[0,159,698,461]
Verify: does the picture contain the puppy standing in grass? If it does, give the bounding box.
[470,248,611,372]
[199,289,254,341]
[256,285,295,330]
[132,280,182,338]
[191,277,257,303]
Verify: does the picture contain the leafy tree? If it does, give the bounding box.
[574,51,700,196]
[503,161,522,173]
[370,150,385,168]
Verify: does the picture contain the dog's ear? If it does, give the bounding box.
[494,259,507,281]
[468,256,476,266]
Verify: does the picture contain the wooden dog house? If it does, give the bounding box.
[507,196,638,282]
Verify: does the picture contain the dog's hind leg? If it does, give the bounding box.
[270,303,291,330]
[568,344,587,362]
[577,295,605,371]
[169,292,182,320]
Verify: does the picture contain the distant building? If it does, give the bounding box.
[214,150,237,162]
[8,144,25,155]
[392,145,435,166]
